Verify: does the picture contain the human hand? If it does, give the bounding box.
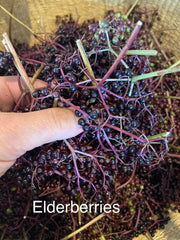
[0,76,83,177]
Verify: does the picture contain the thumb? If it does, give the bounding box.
[0,108,83,174]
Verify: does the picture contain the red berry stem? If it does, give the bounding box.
[105,123,145,143]
[98,20,143,87]
[116,161,137,191]
[134,207,141,230]
[58,97,90,118]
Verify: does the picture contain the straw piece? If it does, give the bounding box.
[0,5,35,35]
[76,39,95,79]
[126,49,158,56]
[61,213,106,240]
[132,66,180,83]
[2,32,35,94]
[126,0,140,17]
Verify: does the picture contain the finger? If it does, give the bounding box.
[0,108,83,161]
[0,76,47,111]
[0,160,15,177]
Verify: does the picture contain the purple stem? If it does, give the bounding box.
[83,68,98,86]
[79,131,87,142]
[97,130,108,151]
[134,207,141,230]
[86,152,106,187]
[116,161,137,191]
[75,149,106,186]
[98,89,110,115]
[59,97,90,118]
[123,78,131,98]
[14,93,25,111]
[65,140,97,201]
[101,128,119,158]
[105,123,145,143]
[98,21,143,87]
[102,87,138,101]
[21,57,46,65]
[76,84,97,90]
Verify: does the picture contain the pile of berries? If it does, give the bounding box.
[0,10,179,240]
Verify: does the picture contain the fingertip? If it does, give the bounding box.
[0,160,15,177]
[0,108,83,159]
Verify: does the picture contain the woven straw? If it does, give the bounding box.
[0,0,180,239]
[0,0,180,60]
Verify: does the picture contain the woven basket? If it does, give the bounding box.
[0,0,180,239]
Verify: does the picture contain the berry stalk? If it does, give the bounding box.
[98,20,143,87]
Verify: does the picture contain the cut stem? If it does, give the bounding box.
[132,66,180,83]
[99,20,142,86]
[53,98,59,108]
[0,5,36,35]
[155,95,180,100]
[169,59,180,69]
[76,39,96,85]
[61,213,106,240]
[14,64,44,110]
[126,49,157,56]
[128,82,134,96]
[166,91,176,138]
[9,0,15,41]
[2,32,35,94]
[168,144,180,151]
[126,0,140,17]
[78,197,82,226]
[31,64,44,85]
[87,211,106,239]
[147,132,170,140]
[91,48,157,57]
[116,161,137,190]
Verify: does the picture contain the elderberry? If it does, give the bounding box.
[78,118,85,126]
[75,110,82,117]
[83,124,90,131]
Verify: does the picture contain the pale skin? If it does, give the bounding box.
[0,76,83,177]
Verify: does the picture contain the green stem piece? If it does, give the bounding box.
[147,132,170,140]
[53,98,59,108]
[155,95,180,100]
[31,64,44,85]
[168,144,180,151]
[129,82,134,96]
[100,235,106,240]
[126,0,140,17]
[0,5,36,35]
[9,0,15,41]
[132,66,180,83]
[168,59,180,69]
[105,30,129,69]
[126,49,157,56]
[76,39,96,86]
[100,21,142,85]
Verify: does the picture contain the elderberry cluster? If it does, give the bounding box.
[0,51,15,75]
